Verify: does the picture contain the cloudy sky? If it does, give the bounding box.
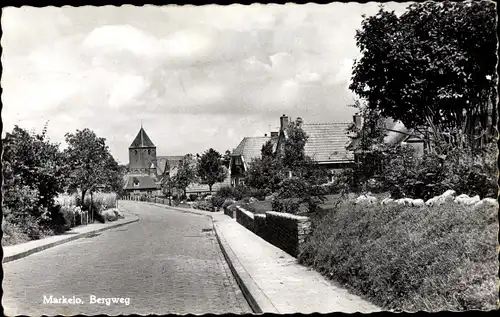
[2,3,411,164]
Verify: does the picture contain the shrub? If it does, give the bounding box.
[211,195,226,208]
[298,200,498,311]
[189,194,199,201]
[193,200,213,211]
[274,177,327,214]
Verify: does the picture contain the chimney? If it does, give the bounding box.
[280,114,289,131]
[353,113,362,129]
[271,131,279,137]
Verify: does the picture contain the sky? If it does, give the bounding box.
[1,3,411,164]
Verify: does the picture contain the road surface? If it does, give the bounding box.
[2,201,251,315]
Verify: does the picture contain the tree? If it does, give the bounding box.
[350,1,497,153]
[64,129,117,221]
[221,150,232,169]
[197,148,228,193]
[172,154,198,198]
[245,141,285,193]
[282,118,310,170]
[2,124,66,225]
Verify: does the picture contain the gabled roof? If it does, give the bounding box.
[231,136,278,167]
[123,175,160,190]
[156,155,184,176]
[130,127,155,148]
[301,123,354,163]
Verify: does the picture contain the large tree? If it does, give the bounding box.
[2,124,66,223]
[172,154,198,198]
[245,140,285,193]
[197,148,228,193]
[350,1,497,153]
[64,129,117,220]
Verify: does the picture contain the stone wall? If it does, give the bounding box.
[253,214,268,240]
[235,206,255,232]
[235,207,312,258]
[264,211,311,257]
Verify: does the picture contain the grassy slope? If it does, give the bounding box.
[298,201,499,311]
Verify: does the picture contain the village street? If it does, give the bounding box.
[2,202,251,315]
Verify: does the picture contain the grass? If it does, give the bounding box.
[298,200,499,311]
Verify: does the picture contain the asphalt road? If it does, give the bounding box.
[2,201,251,315]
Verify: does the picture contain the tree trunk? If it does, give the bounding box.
[90,191,93,223]
[209,184,213,194]
[81,189,87,208]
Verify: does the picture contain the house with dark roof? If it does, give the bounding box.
[230,114,356,186]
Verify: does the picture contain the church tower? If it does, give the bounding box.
[128,125,157,176]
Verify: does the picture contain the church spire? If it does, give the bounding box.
[130,124,155,148]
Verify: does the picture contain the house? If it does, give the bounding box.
[229,114,356,185]
[230,133,279,186]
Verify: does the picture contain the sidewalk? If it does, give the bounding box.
[3,208,139,263]
[147,202,381,314]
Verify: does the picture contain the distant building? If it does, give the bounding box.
[229,114,355,186]
[123,125,231,197]
[123,127,161,197]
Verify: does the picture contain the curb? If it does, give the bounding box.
[134,201,278,314]
[144,202,214,219]
[212,221,280,314]
[3,214,139,264]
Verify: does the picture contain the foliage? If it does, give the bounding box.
[64,129,119,218]
[197,148,228,193]
[281,118,310,169]
[339,138,497,201]
[350,1,497,153]
[245,139,285,192]
[2,125,67,221]
[171,154,198,197]
[222,149,232,169]
[298,199,498,311]
[273,176,327,214]
[192,200,213,211]
[213,185,267,208]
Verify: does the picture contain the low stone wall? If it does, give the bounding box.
[254,214,268,240]
[235,206,255,232]
[265,211,311,257]
[235,207,312,258]
[224,204,238,218]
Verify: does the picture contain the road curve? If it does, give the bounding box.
[2,201,251,315]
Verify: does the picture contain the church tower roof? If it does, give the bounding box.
[130,127,155,148]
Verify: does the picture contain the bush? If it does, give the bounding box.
[298,200,498,311]
[193,200,213,211]
[211,195,226,208]
[82,192,117,213]
[273,177,326,214]
[342,143,497,201]
[189,194,199,201]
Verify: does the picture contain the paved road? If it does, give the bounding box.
[2,201,251,315]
